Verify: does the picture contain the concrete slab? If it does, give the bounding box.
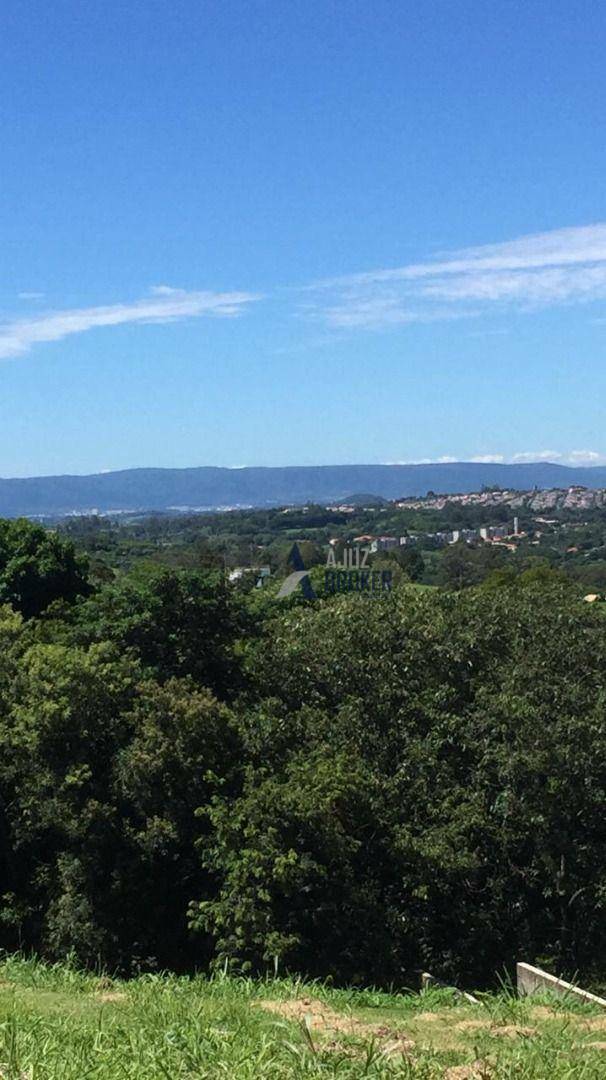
[517,962,606,1008]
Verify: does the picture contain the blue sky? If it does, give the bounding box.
[1,0,605,476]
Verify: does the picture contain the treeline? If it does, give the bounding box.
[58,503,606,592]
[1,518,606,987]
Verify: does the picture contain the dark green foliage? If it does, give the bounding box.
[191,747,397,983]
[71,566,248,698]
[193,586,606,986]
[438,540,508,588]
[2,510,606,989]
[0,635,140,961]
[0,518,90,617]
[0,627,242,970]
[113,678,242,968]
[394,545,425,581]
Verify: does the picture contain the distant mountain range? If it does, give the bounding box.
[2,461,606,518]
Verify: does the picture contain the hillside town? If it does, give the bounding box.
[354,519,521,551]
[394,485,606,513]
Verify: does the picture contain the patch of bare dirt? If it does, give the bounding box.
[454,1019,535,1038]
[444,1061,492,1079]
[491,1024,535,1038]
[586,1041,606,1050]
[580,1016,606,1031]
[257,998,414,1053]
[455,1020,488,1032]
[530,1004,592,1024]
[530,1005,558,1020]
[415,1011,442,1022]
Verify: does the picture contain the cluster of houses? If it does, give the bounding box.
[394,485,606,513]
[349,517,521,552]
[228,566,271,587]
[229,518,525,586]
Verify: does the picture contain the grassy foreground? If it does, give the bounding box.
[1,957,606,1077]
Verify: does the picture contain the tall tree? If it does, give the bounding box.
[0,518,90,617]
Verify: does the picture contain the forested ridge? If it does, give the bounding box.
[3,460,606,516]
[1,516,606,989]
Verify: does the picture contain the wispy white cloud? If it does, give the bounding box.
[149,284,185,296]
[479,450,606,466]
[307,223,606,329]
[567,449,605,464]
[512,450,562,462]
[421,264,606,304]
[318,224,606,287]
[384,450,606,466]
[382,460,449,468]
[8,223,606,359]
[317,297,421,329]
[0,287,260,360]
[18,291,45,301]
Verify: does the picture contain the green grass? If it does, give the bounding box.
[1,956,606,1077]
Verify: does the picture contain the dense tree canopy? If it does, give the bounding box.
[70,566,249,697]
[0,518,90,617]
[1,513,606,989]
[192,586,606,985]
